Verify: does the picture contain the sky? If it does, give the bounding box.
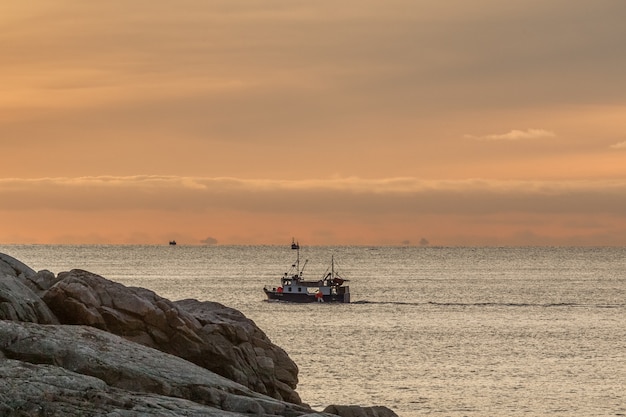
[1,0,626,246]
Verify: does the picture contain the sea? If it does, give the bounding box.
[1,244,625,417]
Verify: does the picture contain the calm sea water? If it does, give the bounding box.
[2,244,625,417]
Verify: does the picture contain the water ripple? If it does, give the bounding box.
[352,300,625,308]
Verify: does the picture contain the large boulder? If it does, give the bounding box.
[323,405,400,417]
[0,254,59,324]
[0,320,318,416]
[176,298,300,403]
[0,253,36,280]
[41,269,301,404]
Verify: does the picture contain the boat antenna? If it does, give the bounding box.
[300,258,308,276]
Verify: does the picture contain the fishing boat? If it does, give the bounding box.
[263,242,350,303]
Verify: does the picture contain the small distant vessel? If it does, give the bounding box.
[263,241,350,303]
[169,240,177,245]
[291,238,300,250]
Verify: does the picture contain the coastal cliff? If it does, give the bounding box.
[0,253,398,417]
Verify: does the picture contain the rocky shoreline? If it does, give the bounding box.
[1,252,398,417]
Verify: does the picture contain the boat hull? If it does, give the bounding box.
[264,289,350,303]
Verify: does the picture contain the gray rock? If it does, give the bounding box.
[0,320,315,416]
[0,253,36,279]
[0,256,59,324]
[0,358,264,416]
[23,269,62,295]
[176,298,301,404]
[323,405,400,417]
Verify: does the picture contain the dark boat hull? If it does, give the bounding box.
[264,289,350,303]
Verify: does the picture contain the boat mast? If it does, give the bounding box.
[296,245,300,272]
[291,238,302,276]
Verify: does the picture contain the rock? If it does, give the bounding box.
[41,269,302,404]
[323,405,400,417]
[0,255,59,324]
[0,320,316,416]
[23,269,62,295]
[0,359,236,417]
[176,298,301,404]
[0,253,36,279]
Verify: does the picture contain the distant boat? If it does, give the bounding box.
[263,241,350,303]
[291,238,300,250]
[169,240,177,245]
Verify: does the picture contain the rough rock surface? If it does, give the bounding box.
[0,253,36,279]
[176,298,301,403]
[0,254,59,324]
[0,321,311,416]
[0,358,243,416]
[41,269,301,403]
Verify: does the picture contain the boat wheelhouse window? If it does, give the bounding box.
[298,287,302,292]
[288,287,292,292]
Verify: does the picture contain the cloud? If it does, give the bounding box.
[610,141,626,149]
[1,176,625,216]
[2,175,626,245]
[467,129,556,141]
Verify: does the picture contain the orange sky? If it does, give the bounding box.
[1,1,626,246]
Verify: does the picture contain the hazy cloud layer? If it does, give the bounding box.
[2,176,625,245]
[2,176,625,216]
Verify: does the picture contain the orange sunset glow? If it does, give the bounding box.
[1,1,625,246]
